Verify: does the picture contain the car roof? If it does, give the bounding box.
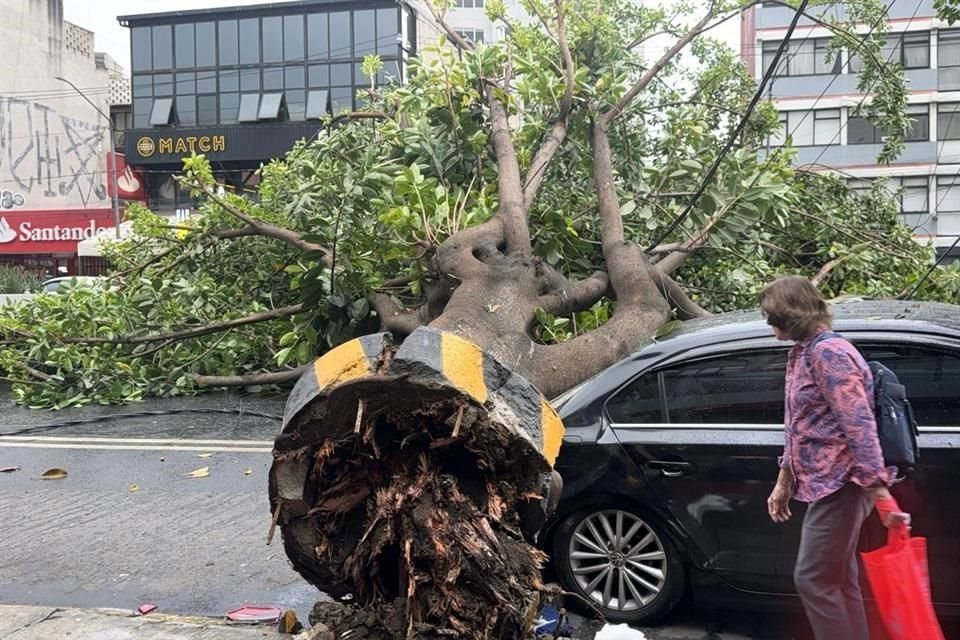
[552,299,960,418]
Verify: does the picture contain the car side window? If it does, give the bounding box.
[606,349,788,425]
[661,350,787,424]
[860,344,960,427]
[606,370,663,423]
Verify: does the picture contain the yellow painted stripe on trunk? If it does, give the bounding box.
[540,398,565,467]
[440,333,488,404]
[314,338,370,390]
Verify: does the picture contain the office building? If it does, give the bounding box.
[743,0,960,260]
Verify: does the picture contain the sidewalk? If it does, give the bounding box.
[0,605,288,639]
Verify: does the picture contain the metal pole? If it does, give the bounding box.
[55,76,122,238]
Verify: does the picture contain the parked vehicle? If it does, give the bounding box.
[39,276,109,294]
[545,300,960,625]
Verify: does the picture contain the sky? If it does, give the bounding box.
[63,0,740,74]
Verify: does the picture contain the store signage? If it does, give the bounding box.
[136,135,226,158]
[0,210,115,254]
[107,152,148,201]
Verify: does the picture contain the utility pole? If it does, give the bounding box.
[56,76,121,239]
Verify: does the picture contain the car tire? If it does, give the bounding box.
[553,505,685,626]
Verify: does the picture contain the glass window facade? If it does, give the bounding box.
[129,5,407,127]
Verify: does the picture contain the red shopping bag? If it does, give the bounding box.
[860,528,945,640]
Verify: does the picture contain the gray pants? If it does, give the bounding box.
[794,483,874,640]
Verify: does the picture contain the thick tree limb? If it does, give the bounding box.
[370,293,431,337]
[522,0,576,210]
[538,271,610,316]
[191,366,309,387]
[435,219,505,278]
[60,304,304,345]
[487,94,531,255]
[24,365,52,382]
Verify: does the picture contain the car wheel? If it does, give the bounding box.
[553,506,685,625]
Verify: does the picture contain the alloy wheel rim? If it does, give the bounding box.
[568,509,667,612]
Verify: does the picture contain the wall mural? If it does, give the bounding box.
[0,95,109,209]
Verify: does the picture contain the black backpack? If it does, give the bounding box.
[808,332,920,476]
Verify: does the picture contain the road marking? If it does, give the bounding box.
[0,441,273,452]
[2,435,273,446]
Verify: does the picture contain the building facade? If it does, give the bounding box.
[119,0,429,218]
[0,0,131,277]
[445,0,530,45]
[743,0,960,260]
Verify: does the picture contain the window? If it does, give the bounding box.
[898,177,929,215]
[133,97,152,127]
[197,95,218,125]
[153,25,173,69]
[220,92,240,124]
[153,74,173,96]
[606,350,789,425]
[196,72,216,94]
[284,15,304,61]
[238,94,261,122]
[218,20,239,66]
[376,8,399,55]
[258,92,285,120]
[263,67,283,91]
[938,103,960,140]
[196,22,216,67]
[308,65,329,87]
[149,98,174,126]
[307,13,329,60]
[175,23,195,68]
[606,372,663,424]
[762,38,838,76]
[940,29,960,67]
[219,69,239,92]
[285,66,305,89]
[239,18,260,64]
[813,109,840,145]
[770,110,839,147]
[132,74,152,99]
[176,72,195,95]
[937,176,960,235]
[329,12,351,59]
[852,105,928,143]
[455,29,485,44]
[455,0,484,6]
[330,87,353,113]
[850,32,930,72]
[848,178,873,197]
[354,10,376,56]
[287,90,306,120]
[860,345,960,427]
[132,27,152,71]
[263,16,283,63]
[240,67,260,92]
[330,63,352,85]
[178,95,196,126]
[306,89,330,118]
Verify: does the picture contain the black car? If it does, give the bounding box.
[544,300,960,626]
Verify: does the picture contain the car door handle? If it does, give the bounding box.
[647,460,691,477]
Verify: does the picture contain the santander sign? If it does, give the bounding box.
[0,217,110,244]
[0,210,116,253]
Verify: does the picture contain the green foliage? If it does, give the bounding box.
[2,0,956,406]
[0,265,43,294]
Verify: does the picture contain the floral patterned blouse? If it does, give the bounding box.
[779,327,892,503]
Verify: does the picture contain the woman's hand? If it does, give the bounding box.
[872,488,912,531]
[767,483,793,523]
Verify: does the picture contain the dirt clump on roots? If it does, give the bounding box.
[278,386,552,639]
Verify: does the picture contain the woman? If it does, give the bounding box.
[761,276,910,640]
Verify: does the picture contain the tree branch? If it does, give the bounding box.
[193,183,334,267]
[600,2,749,127]
[811,243,870,286]
[644,263,711,319]
[370,293,430,337]
[522,0,576,211]
[192,366,309,387]
[538,271,610,316]
[60,304,304,345]
[487,91,531,255]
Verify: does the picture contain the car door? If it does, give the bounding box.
[605,341,795,594]
[852,338,960,609]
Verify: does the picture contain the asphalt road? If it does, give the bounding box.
[0,391,910,639]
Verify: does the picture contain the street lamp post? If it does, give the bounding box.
[56,76,121,239]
